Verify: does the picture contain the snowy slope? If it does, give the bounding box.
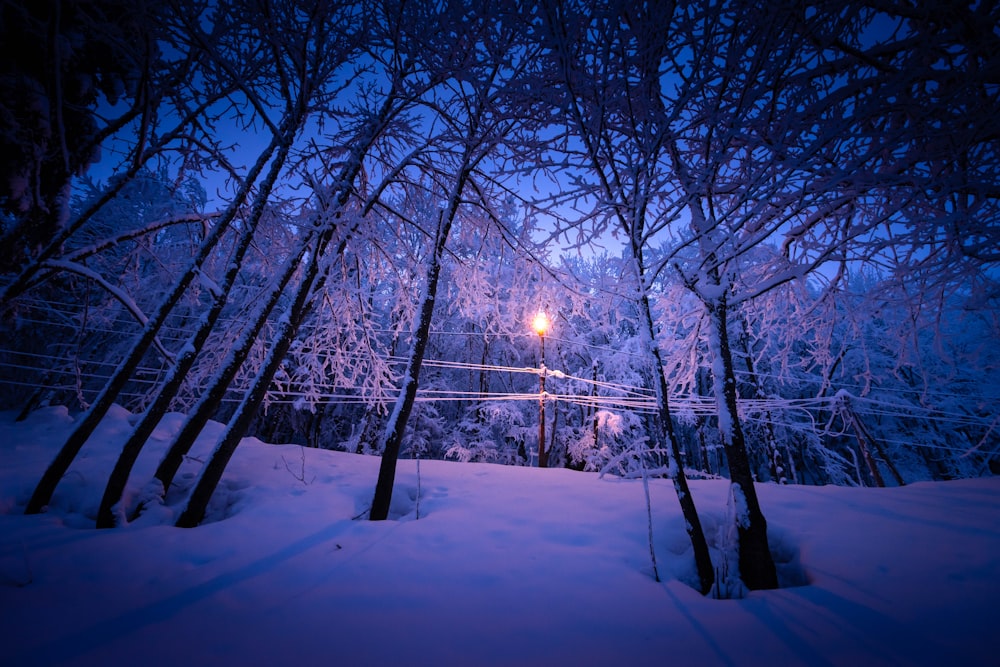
[1,406,998,666]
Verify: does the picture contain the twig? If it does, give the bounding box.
[281,445,314,485]
[637,446,660,583]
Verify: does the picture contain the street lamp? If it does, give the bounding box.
[532,310,550,468]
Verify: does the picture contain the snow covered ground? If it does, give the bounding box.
[1,406,998,666]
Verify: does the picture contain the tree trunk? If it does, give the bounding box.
[144,236,311,511]
[637,287,715,595]
[706,299,778,590]
[370,165,471,520]
[173,70,414,527]
[24,130,283,515]
[176,243,328,528]
[839,392,905,487]
[95,127,300,528]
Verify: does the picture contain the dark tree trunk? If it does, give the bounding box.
[839,392,905,487]
[144,236,311,512]
[706,299,778,591]
[176,239,329,528]
[370,164,471,521]
[95,128,300,528]
[173,73,413,527]
[24,131,282,515]
[636,287,715,595]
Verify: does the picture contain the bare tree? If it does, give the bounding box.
[370,0,536,519]
[648,0,997,588]
[174,0,434,527]
[90,0,373,528]
[536,0,716,594]
[24,0,308,516]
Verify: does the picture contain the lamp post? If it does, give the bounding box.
[532,310,550,468]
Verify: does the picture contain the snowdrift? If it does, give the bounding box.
[1,406,998,666]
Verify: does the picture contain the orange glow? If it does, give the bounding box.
[532,310,550,336]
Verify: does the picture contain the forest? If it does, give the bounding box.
[1,0,997,594]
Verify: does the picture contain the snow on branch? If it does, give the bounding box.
[40,260,175,363]
[62,212,220,264]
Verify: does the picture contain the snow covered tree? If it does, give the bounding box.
[534,0,717,594]
[0,168,209,417]
[174,0,446,528]
[24,0,360,519]
[2,0,993,553]
[370,0,546,520]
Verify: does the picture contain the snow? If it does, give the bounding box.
[2,406,999,666]
[195,268,223,299]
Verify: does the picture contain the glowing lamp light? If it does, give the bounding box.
[532,310,550,337]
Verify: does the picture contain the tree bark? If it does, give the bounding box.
[173,60,416,526]
[637,286,716,595]
[24,129,283,515]
[370,164,472,520]
[176,248,326,528]
[94,123,300,528]
[144,237,311,512]
[706,298,778,590]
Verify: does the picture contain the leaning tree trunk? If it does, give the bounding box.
[173,75,414,527]
[143,237,313,512]
[548,36,717,590]
[369,160,473,521]
[95,121,301,528]
[39,38,414,519]
[175,242,328,528]
[24,130,283,515]
[367,305,431,521]
[705,296,778,590]
[174,194,364,528]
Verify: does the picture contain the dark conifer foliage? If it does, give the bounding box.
[0,0,158,270]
